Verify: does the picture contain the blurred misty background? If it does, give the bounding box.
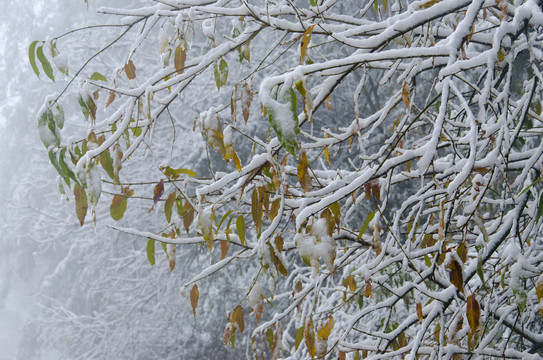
[0,1,103,358]
[0,1,244,359]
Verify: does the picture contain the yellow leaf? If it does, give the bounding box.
[174,46,186,74]
[183,201,194,233]
[446,258,465,294]
[110,194,127,221]
[416,302,423,324]
[456,241,468,263]
[236,215,246,246]
[300,24,316,64]
[466,293,480,333]
[190,284,199,321]
[434,323,441,344]
[537,275,543,316]
[124,60,136,80]
[232,305,245,333]
[297,150,312,192]
[365,279,372,297]
[73,183,88,226]
[418,0,441,9]
[270,198,281,222]
[324,133,330,167]
[317,315,334,340]
[325,94,331,110]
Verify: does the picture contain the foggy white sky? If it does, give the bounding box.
[0,1,104,358]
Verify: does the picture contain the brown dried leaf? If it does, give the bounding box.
[241,81,253,124]
[220,240,228,260]
[105,90,116,108]
[124,60,136,80]
[304,317,316,357]
[190,284,199,321]
[447,258,465,294]
[402,82,410,108]
[364,279,372,297]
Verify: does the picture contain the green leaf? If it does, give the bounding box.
[29,41,40,78]
[213,58,228,91]
[236,215,246,246]
[164,191,176,223]
[217,210,234,232]
[146,238,156,266]
[476,255,488,292]
[295,326,304,350]
[110,194,127,221]
[73,183,88,226]
[100,149,115,179]
[59,148,78,183]
[358,210,377,240]
[54,104,64,129]
[77,95,90,121]
[38,107,59,148]
[537,192,543,223]
[90,72,108,82]
[267,89,300,156]
[36,44,55,81]
[309,0,317,5]
[518,177,541,197]
[48,149,67,185]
